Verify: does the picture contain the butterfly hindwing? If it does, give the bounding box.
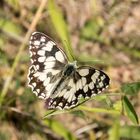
[75,66,110,98]
[48,77,78,109]
[48,66,110,109]
[28,32,68,99]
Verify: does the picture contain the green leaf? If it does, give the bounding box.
[122,96,139,125]
[44,119,77,140]
[48,0,74,62]
[121,82,140,95]
[109,120,120,140]
[120,125,140,140]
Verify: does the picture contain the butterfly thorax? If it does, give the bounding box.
[63,62,76,76]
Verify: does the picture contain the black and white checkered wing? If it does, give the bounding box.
[48,77,78,109]
[28,32,68,99]
[48,66,110,109]
[75,66,110,98]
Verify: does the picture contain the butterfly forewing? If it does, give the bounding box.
[28,32,68,99]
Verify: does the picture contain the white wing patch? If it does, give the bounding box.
[78,69,89,76]
[43,41,54,51]
[55,51,65,63]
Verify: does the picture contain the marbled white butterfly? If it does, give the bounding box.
[28,32,110,109]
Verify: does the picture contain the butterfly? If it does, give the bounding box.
[28,32,110,109]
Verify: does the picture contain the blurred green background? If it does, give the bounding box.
[0,0,140,140]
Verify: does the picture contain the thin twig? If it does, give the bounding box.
[0,0,48,106]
